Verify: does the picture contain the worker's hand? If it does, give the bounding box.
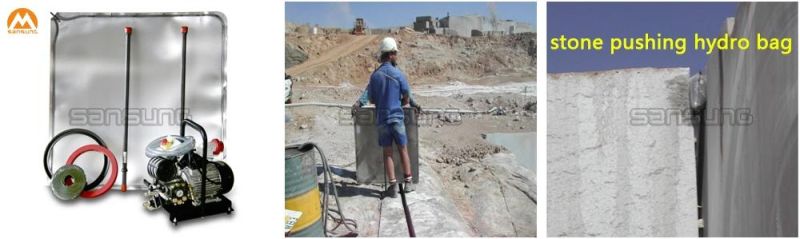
[351,101,362,117]
[411,104,422,114]
[411,102,422,115]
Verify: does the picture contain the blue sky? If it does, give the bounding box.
[548,2,738,74]
[286,2,536,29]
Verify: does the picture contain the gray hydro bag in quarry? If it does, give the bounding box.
[49,12,227,190]
[701,2,797,237]
[548,68,698,237]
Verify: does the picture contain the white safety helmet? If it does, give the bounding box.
[379,37,399,54]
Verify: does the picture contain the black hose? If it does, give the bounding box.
[43,128,109,190]
[379,143,415,237]
[398,183,416,237]
[290,143,358,237]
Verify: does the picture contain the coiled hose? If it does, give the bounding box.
[290,143,358,237]
[44,128,110,190]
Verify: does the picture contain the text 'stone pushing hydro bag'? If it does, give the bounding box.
[50,12,227,189]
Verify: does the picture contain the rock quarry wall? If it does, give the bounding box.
[548,68,698,237]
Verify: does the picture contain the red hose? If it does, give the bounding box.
[66,144,118,198]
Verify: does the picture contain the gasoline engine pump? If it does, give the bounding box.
[143,119,234,224]
[141,26,234,224]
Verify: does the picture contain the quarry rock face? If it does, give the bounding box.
[547,68,698,237]
[470,153,537,236]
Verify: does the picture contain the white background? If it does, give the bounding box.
[0,0,282,237]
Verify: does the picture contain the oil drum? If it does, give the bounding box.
[285,144,323,237]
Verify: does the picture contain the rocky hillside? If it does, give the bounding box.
[285,23,535,86]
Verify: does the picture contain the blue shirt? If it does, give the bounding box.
[368,62,410,125]
[357,87,417,107]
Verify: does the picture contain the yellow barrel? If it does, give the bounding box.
[285,144,324,237]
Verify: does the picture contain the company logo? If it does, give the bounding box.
[7,8,38,34]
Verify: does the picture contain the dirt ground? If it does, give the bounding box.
[286,25,536,236]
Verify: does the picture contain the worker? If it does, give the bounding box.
[352,38,420,115]
[362,37,415,198]
[352,76,421,115]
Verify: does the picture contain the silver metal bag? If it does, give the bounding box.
[49,12,227,190]
[354,107,419,184]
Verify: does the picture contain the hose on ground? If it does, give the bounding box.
[316,143,358,237]
[398,183,416,237]
[290,142,358,237]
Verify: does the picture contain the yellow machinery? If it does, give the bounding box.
[352,18,366,35]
